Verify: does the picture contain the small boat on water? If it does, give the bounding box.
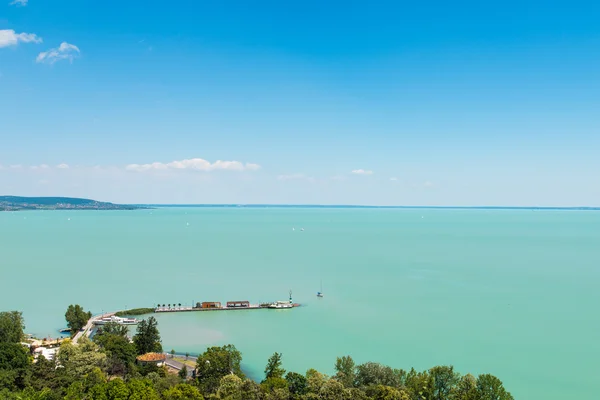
[93,315,139,326]
[317,280,324,298]
[268,301,293,309]
[268,290,294,309]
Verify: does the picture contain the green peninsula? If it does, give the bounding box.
[0,196,144,211]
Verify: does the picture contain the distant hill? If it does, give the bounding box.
[0,196,143,211]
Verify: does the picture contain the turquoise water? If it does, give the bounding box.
[1,208,598,399]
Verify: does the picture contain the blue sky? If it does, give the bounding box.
[1,0,599,205]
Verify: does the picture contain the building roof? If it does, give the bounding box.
[136,352,166,362]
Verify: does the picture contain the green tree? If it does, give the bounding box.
[195,344,244,394]
[185,352,190,360]
[106,378,130,400]
[306,368,328,395]
[334,355,356,388]
[367,385,410,400]
[0,342,30,370]
[355,362,404,388]
[178,365,188,380]
[405,368,433,400]
[95,321,129,339]
[171,349,176,358]
[240,379,263,400]
[57,338,107,379]
[127,378,161,400]
[319,379,349,400]
[217,374,243,400]
[430,365,459,400]
[162,383,204,400]
[264,352,286,380]
[65,304,92,335]
[455,374,478,400]
[285,371,308,398]
[476,374,514,400]
[0,311,25,343]
[97,332,137,376]
[133,316,162,355]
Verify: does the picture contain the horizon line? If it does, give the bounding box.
[135,204,600,210]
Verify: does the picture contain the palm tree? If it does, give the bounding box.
[178,303,182,307]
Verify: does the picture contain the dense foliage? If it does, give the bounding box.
[0,310,514,400]
[114,308,156,317]
[64,305,92,335]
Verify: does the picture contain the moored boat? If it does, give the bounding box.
[93,315,139,326]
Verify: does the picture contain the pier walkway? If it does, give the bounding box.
[73,312,115,344]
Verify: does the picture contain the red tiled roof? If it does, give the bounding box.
[136,352,166,362]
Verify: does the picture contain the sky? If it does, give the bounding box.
[1,0,599,206]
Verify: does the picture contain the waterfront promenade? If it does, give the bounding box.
[73,312,115,344]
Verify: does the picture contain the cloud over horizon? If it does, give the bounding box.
[0,29,42,48]
[125,158,261,172]
[351,169,373,175]
[9,0,28,6]
[36,42,80,64]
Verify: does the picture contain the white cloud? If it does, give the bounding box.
[30,164,50,170]
[0,29,42,48]
[9,0,28,6]
[277,173,315,183]
[351,169,373,175]
[390,177,398,181]
[126,158,261,172]
[278,173,306,181]
[9,164,22,169]
[423,181,433,187]
[57,163,70,169]
[36,42,80,64]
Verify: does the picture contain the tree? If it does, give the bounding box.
[185,352,190,360]
[0,342,29,370]
[170,349,176,358]
[195,345,244,395]
[476,374,514,400]
[430,365,459,400]
[264,352,286,380]
[0,342,30,390]
[65,304,92,335]
[133,316,162,355]
[319,379,354,400]
[367,385,410,400]
[178,365,188,380]
[96,332,137,376]
[95,321,129,339]
[285,371,308,397]
[0,311,25,343]
[455,374,478,400]
[355,362,404,388]
[57,338,107,379]
[405,368,433,400]
[127,378,161,400]
[217,374,243,400]
[162,383,204,400]
[334,355,356,388]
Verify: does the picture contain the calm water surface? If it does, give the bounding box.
[1,208,598,399]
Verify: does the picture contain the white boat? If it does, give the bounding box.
[317,279,324,297]
[268,301,293,309]
[268,290,294,309]
[93,315,139,326]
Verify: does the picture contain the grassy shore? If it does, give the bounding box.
[114,307,155,317]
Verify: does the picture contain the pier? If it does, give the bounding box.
[154,291,300,313]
